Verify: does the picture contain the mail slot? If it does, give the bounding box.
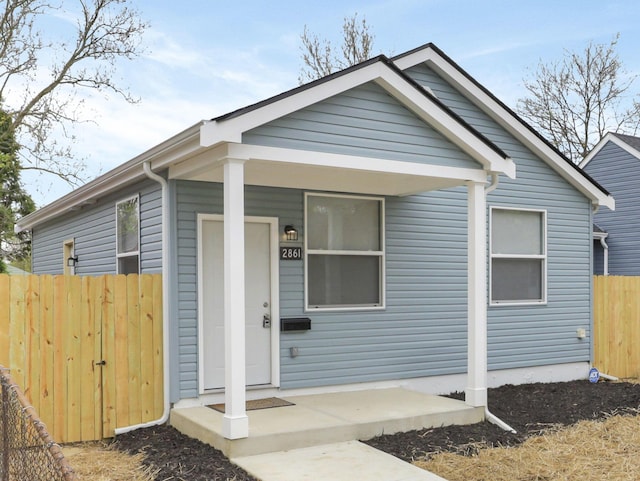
[280,317,311,332]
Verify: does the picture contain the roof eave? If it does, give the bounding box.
[393,43,613,210]
[15,123,203,233]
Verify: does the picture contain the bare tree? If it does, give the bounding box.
[299,13,375,84]
[517,34,640,162]
[0,0,148,186]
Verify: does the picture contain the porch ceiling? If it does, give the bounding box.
[168,143,489,197]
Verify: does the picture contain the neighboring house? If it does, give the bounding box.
[16,43,613,440]
[581,132,640,275]
[3,263,29,275]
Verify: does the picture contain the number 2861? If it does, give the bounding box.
[280,247,302,260]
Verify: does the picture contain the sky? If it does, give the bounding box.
[20,0,640,206]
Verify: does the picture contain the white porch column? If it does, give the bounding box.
[465,181,488,407]
[223,159,249,439]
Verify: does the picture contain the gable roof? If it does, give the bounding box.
[17,42,613,233]
[393,43,614,210]
[580,132,640,168]
[200,54,515,178]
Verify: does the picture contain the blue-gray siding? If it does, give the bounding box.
[170,64,594,399]
[32,179,163,275]
[244,81,481,170]
[28,55,597,403]
[174,182,302,399]
[406,63,592,371]
[584,141,640,275]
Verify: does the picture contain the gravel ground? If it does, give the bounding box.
[113,380,640,480]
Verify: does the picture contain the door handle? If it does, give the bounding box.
[263,313,271,328]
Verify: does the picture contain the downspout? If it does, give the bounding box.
[115,162,171,434]
[599,235,609,276]
[485,173,499,194]
[482,173,517,434]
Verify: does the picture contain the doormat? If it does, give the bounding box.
[207,397,294,413]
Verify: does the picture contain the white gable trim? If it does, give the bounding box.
[200,59,515,179]
[394,46,614,210]
[228,143,489,182]
[580,132,640,168]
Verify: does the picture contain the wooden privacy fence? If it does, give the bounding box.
[593,275,640,379]
[0,274,163,443]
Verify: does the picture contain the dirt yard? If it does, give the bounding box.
[67,379,640,480]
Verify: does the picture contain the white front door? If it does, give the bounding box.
[199,215,278,391]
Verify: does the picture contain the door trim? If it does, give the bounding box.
[197,214,280,394]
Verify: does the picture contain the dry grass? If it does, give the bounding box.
[415,414,640,481]
[62,442,158,481]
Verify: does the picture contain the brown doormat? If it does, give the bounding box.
[207,397,294,413]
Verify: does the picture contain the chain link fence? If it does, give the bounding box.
[0,366,77,481]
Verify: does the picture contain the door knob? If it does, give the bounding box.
[263,313,271,328]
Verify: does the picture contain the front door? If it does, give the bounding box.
[199,215,278,391]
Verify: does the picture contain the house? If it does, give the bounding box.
[4,263,29,275]
[581,132,640,275]
[16,43,614,441]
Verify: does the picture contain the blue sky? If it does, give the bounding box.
[24,0,640,206]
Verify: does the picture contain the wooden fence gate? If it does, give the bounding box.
[0,274,163,443]
[593,275,640,379]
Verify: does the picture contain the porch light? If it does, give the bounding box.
[67,255,78,267]
[284,225,298,241]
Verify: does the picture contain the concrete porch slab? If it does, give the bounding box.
[232,441,448,481]
[170,387,483,458]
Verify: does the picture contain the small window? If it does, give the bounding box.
[305,193,385,310]
[116,196,140,274]
[490,207,546,305]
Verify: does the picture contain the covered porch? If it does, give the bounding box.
[168,141,514,441]
[164,57,516,441]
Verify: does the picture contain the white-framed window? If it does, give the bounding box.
[305,192,385,310]
[116,195,140,274]
[490,207,547,305]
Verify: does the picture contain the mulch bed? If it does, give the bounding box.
[113,380,640,480]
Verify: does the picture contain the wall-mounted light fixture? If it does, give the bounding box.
[284,225,298,241]
[67,256,78,268]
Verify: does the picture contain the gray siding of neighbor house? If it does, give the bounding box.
[584,141,640,275]
[31,179,163,275]
[243,81,481,170]
[174,69,593,398]
[405,63,592,372]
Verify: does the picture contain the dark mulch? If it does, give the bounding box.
[365,380,640,461]
[113,380,640,480]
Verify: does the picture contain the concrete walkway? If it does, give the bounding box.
[171,387,481,480]
[233,440,448,481]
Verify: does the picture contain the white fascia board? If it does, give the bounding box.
[579,133,614,168]
[200,62,390,147]
[201,60,514,179]
[394,47,614,210]
[226,143,488,183]
[581,132,640,168]
[373,74,515,179]
[15,124,202,233]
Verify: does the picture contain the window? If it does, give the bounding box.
[116,196,140,274]
[305,193,384,310]
[490,207,546,305]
